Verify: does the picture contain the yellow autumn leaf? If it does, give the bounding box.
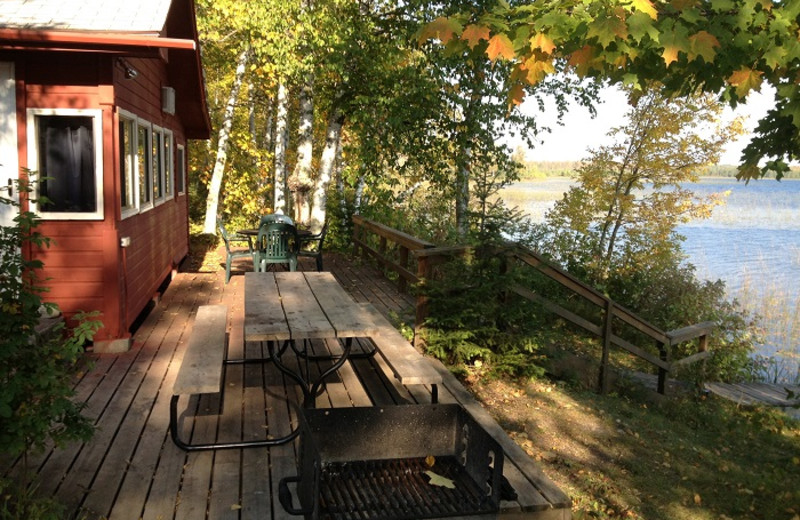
[486,34,516,62]
[630,0,659,19]
[418,17,461,45]
[727,67,763,97]
[662,46,680,66]
[425,454,436,467]
[521,55,555,84]
[530,32,556,55]
[461,24,491,48]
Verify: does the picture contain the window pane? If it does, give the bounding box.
[176,146,185,194]
[152,130,162,200]
[138,126,151,205]
[119,118,135,210]
[164,133,172,197]
[37,115,96,213]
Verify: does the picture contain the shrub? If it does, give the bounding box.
[0,176,98,462]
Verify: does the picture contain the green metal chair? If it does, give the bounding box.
[254,222,298,272]
[297,221,328,272]
[259,214,294,226]
[219,223,254,283]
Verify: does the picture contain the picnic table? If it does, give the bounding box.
[170,271,441,451]
[244,271,387,406]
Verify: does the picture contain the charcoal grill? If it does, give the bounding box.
[279,404,505,520]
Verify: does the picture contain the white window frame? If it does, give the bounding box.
[27,108,104,220]
[137,119,154,213]
[176,144,186,196]
[163,129,174,201]
[119,109,139,219]
[151,124,164,205]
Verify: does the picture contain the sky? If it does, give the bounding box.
[506,85,776,165]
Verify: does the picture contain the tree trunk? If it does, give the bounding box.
[290,77,315,223]
[273,81,289,215]
[202,47,250,234]
[309,107,344,232]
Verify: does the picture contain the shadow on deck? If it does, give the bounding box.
[0,252,571,520]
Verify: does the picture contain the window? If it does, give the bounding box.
[152,127,163,202]
[28,109,103,220]
[176,144,186,195]
[164,130,173,200]
[137,123,152,209]
[117,111,177,217]
[119,114,137,217]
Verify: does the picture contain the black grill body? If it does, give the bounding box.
[279,404,504,520]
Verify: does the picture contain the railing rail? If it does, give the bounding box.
[351,216,713,394]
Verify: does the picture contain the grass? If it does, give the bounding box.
[468,373,800,520]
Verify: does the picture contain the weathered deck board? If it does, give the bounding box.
[3,253,571,519]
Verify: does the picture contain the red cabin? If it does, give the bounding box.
[0,0,211,351]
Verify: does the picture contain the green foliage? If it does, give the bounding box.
[0,479,69,520]
[420,0,800,180]
[420,249,547,379]
[0,177,97,461]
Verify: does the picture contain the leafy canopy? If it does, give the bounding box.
[418,0,800,180]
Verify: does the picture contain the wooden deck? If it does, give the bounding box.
[1,253,571,520]
[705,381,800,418]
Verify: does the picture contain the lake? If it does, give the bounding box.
[502,178,800,382]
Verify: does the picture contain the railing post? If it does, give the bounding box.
[414,253,431,349]
[599,300,614,394]
[399,246,409,293]
[697,333,709,390]
[657,341,670,395]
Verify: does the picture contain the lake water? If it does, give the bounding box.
[502,178,800,381]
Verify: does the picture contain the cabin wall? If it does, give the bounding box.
[115,56,190,332]
[10,52,191,347]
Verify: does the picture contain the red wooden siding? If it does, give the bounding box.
[13,51,192,345]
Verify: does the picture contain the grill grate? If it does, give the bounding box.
[318,456,495,520]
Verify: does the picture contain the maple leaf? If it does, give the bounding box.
[418,17,462,45]
[727,67,763,97]
[568,45,598,76]
[461,24,491,49]
[486,33,516,62]
[659,27,690,66]
[629,0,658,20]
[688,30,720,62]
[762,44,787,70]
[530,32,556,55]
[587,9,628,48]
[521,55,555,84]
[627,11,660,42]
[508,83,526,106]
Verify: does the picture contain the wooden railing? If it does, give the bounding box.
[351,216,713,394]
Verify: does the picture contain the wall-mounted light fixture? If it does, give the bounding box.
[116,58,138,80]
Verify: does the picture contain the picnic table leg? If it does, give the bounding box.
[306,338,353,408]
[169,394,300,451]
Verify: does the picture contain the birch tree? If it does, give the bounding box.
[273,82,289,215]
[202,47,250,234]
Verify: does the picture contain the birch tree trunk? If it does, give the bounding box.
[202,47,250,234]
[289,77,314,223]
[309,108,343,233]
[273,81,289,215]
